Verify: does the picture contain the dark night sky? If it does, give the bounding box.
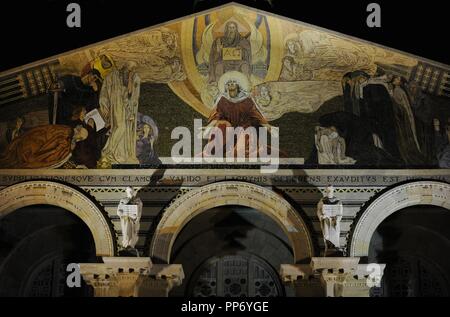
[0,0,448,72]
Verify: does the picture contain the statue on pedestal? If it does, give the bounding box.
[317,185,343,255]
[117,186,142,253]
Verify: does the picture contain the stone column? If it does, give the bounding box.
[79,265,121,297]
[280,257,385,297]
[79,257,184,297]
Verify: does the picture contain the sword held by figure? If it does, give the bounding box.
[48,76,65,125]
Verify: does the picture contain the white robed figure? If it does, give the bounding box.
[99,61,141,167]
[317,185,343,252]
[117,186,142,249]
[315,126,356,165]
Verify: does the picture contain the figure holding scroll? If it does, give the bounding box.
[117,186,143,250]
[317,185,343,253]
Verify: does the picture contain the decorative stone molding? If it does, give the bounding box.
[80,257,152,297]
[0,180,116,256]
[79,257,184,297]
[280,264,322,297]
[137,264,184,297]
[348,180,450,257]
[280,257,385,297]
[283,187,383,195]
[1,169,448,187]
[83,187,190,195]
[150,181,314,263]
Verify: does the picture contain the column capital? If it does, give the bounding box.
[279,264,311,283]
[137,264,185,297]
[280,258,385,297]
[79,257,184,297]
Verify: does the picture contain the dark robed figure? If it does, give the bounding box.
[0,125,88,169]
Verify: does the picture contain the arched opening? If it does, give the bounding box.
[348,180,450,258]
[170,205,292,297]
[368,205,450,297]
[0,181,116,257]
[150,181,314,264]
[0,205,97,297]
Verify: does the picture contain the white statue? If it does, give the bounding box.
[317,185,343,252]
[117,186,143,249]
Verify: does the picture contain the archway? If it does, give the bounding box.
[368,205,450,296]
[170,205,294,296]
[348,180,450,258]
[0,180,117,257]
[150,181,314,264]
[0,205,97,296]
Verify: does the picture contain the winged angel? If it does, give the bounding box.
[97,28,186,83]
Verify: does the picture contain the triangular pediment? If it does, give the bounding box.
[0,3,448,169]
[1,3,448,108]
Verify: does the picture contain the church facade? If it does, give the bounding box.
[0,4,449,297]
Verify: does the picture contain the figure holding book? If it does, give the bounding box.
[317,185,343,254]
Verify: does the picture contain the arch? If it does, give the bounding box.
[348,180,450,258]
[0,180,117,256]
[150,181,314,264]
